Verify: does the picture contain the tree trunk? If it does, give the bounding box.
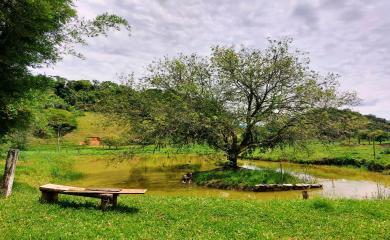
[373,140,376,159]
[227,151,238,168]
[1,149,19,197]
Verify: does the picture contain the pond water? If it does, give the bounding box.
[70,154,390,200]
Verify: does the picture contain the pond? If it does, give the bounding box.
[70,154,390,200]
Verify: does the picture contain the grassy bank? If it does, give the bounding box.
[193,168,303,190]
[244,142,390,172]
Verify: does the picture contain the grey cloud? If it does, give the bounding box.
[292,3,319,30]
[36,0,390,119]
[340,8,364,22]
[360,98,381,107]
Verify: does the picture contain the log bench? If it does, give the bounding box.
[39,184,147,210]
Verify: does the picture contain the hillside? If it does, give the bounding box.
[27,112,126,148]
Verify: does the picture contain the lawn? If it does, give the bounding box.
[0,148,389,239]
[1,186,389,240]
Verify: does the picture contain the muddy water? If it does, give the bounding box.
[70,154,390,200]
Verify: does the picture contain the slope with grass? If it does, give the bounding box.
[26,112,126,149]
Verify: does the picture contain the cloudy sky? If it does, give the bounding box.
[37,0,390,119]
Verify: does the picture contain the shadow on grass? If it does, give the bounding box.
[48,199,140,214]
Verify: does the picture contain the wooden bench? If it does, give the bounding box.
[39,184,147,210]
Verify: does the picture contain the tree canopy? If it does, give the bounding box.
[117,39,357,167]
[0,0,130,139]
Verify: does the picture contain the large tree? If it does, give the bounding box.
[0,0,130,139]
[125,39,356,168]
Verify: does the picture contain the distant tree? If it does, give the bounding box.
[372,130,387,145]
[357,129,370,145]
[116,39,356,168]
[101,136,125,150]
[47,109,77,151]
[366,114,390,132]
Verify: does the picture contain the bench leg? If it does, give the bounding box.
[41,191,58,203]
[111,194,118,207]
[100,195,112,210]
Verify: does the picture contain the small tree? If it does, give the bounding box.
[120,39,355,168]
[368,130,386,159]
[357,130,370,145]
[373,130,387,145]
[101,136,124,149]
[47,109,77,151]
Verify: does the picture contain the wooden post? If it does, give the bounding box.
[302,190,309,200]
[1,149,19,197]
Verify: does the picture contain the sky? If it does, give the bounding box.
[37,0,390,119]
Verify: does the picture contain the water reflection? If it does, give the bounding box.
[71,154,390,200]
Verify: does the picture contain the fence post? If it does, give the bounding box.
[1,149,19,197]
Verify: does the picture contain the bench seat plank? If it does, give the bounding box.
[39,184,84,192]
[63,189,147,194]
[40,184,147,195]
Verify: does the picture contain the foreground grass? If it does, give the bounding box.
[193,168,302,189]
[0,185,389,240]
[0,147,389,239]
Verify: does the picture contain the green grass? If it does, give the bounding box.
[1,186,389,239]
[0,148,389,239]
[193,168,302,189]
[245,142,390,172]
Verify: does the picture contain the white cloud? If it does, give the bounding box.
[36,0,390,119]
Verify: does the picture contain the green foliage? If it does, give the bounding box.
[47,109,77,136]
[369,130,388,144]
[366,114,390,132]
[0,0,130,140]
[52,77,124,110]
[308,108,369,142]
[101,135,126,149]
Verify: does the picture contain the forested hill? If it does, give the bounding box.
[2,76,389,150]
